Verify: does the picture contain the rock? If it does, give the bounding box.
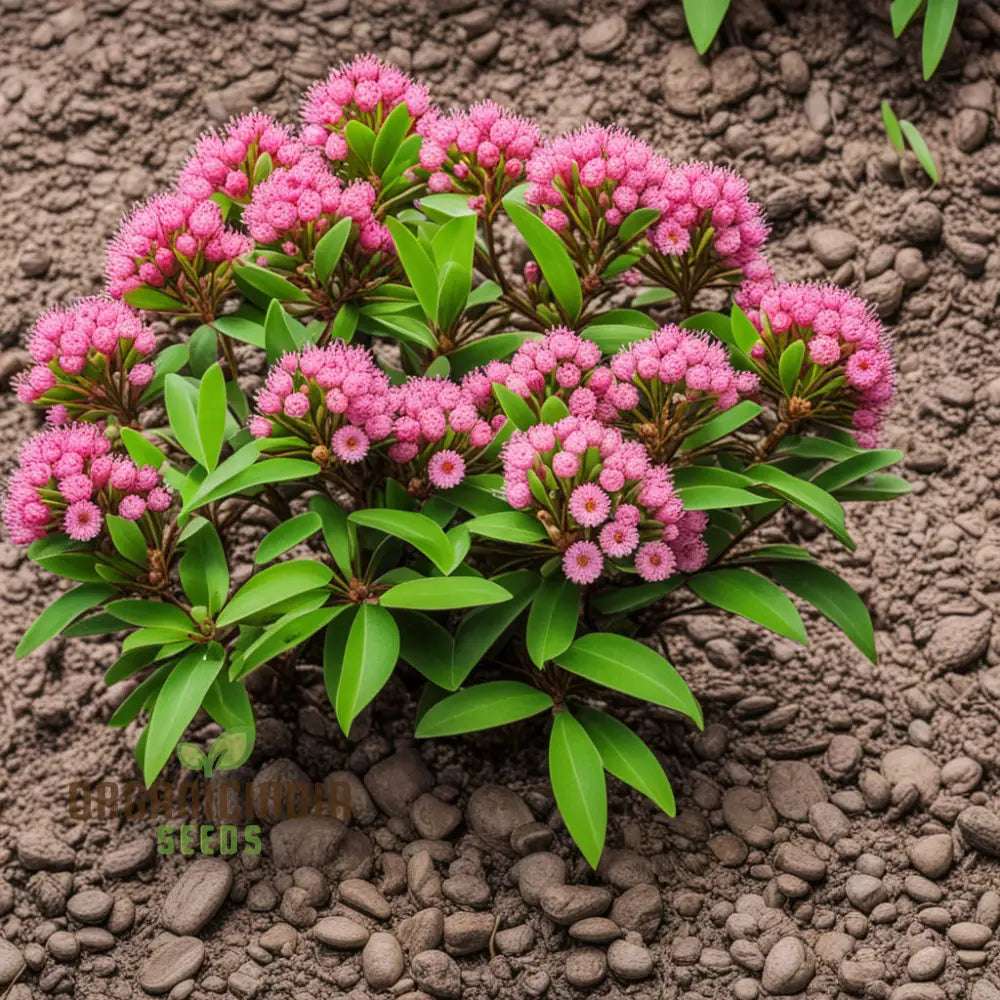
[278,887,315,928]
[17,830,75,871]
[762,936,816,995]
[926,613,992,670]
[610,884,662,942]
[102,838,155,879]
[774,843,827,882]
[709,833,748,867]
[411,794,462,840]
[815,931,854,966]
[511,821,553,855]
[442,874,489,908]
[251,758,309,818]
[314,916,370,950]
[976,890,1000,930]
[364,750,433,819]
[881,748,940,804]
[899,202,943,245]
[845,874,888,914]
[579,14,628,58]
[895,247,930,291]
[858,270,904,319]
[662,46,713,117]
[161,858,233,935]
[954,109,989,152]
[908,946,946,981]
[270,817,350,873]
[467,29,501,64]
[539,884,613,925]
[565,947,607,987]
[362,932,405,990]
[47,931,79,962]
[139,938,205,996]
[513,853,567,906]
[947,922,992,949]
[0,941,24,986]
[339,879,391,920]
[907,834,953,879]
[326,770,377,825]
[803,84,832,133]
[607,939,654,980]
[712,47,759,104]
[839,958,886,995]
[443,912,494,955]
[779,51,810,95]
[411,949,462,1000]
[809,802,851,844]
[722,787,777,837]
[77,927,115,952]
[767,762,827,821]
[494,924,535,955]
[259,923,298,956]
[66,889,113,925]
[247,882,279,912]
[810,228,857,268]
[398,908,445,955]
[407,850,443,907]
[597,849,655,890]
[569,917,621,944]
[18,249,51,277]
[467,785,533,853]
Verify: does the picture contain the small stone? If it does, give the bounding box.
[809,228,857,268]
[444,912,495,955]
[839,958,886,994]
[907,834,953,879]
[102,838,155,879]
[466,785,533,853]
[568,917,621,944]
[809,802,851,844]
[845,874,888,914]
[269,817,351,873]
[899,202,943,244]
[397,907,445,956]
[510,822,553,855]
[607,939,653,980]
[926,613,992,670]
[775,843,827,882]
[941,756,983,793]
[279,887,316,929]
[858,270,904,319]
[410,794,462,840]
[953,109,990,152]
[895,247,930,291]
[76,928,115,951]
[709,833,749,867]
[511,852,566,906]
[779,51,810,95]
[539,884,612,925]
[767,762,827,821]
[803,84,832,133]
[494,924,534,955]
[66,888,113,925]
[247,882,279,912]
[723,787,778,836]
[579,14,628,58]
[947,922,992,949]
[18,249,51,277]
[362,932,405,990]
[860,770,891,811]
[339,879,391,920]
[957,806,1000,857]
[907,946,946,981]
[161,858,233,935]
[259,923,298,956]
[17,830,75,871]
[364,750,433,819]
[47,931,79,962]
[139,937,205,996]
[411,949,462,1000]
[711,47,760,104]
[815,931,854,966]
[905,875,944,903]
[597,849,655,890]
[762,936,816,995]
[315,916,369,950]
[609,884,662,941]
[976,890,1000,930]
[565,947,606,987]
[881,748,941,804]
[467,29,501,64]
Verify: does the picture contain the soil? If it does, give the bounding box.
[2,1,1000,998]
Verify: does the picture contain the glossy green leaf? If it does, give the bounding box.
[16,583,116,659]
[922,0,958,79]
[447,333,539,377]
[188,324,217,377]
[264,299,298,364]
[689,567,807,644]
[109,660,173,728]
[747,463,853,549]
[394,610,457,689]
[372,102,411,174]
[676,485,771,510]
[380,576,511,611]
[179,520,229,614]
[540,395,569,424]
[255,511,323,564]
[385,218,438,322]
[679,401,763,452]
[345,119,376,164]
[233,606,343,679]
[104,515,148,567]
[682,0,730,53]
[183,440,263,512]
[124,287,182,312]
[336,603,399,735]
[549,711,607,868]
[234,262,311,303]
[105,599,193,633]
[465,511,548,545]
[322,604,357,707]
[349,509,455,574]
[812,449,903,493]
[120,428,167,470]
[165,374,206,467]
[900,119,939,183]
[881,100,905,152]
[618,207,660,242]
[213,310,267,348]
[526,578,579,668]
[492,383,536,431]
[192,458,320,509]
[778,340,805,397]
[591,578,682,615]
[436,260,470,331]
[218,561,333,627]
[555,632,703,725]
[890,0,922,35]
[416,680,552,737]
[202,671,255,733]
[314,216,353,284]
[309,495,354,578]
[197,363,227,472]
[833,472,912,502]
[104,647,156,686]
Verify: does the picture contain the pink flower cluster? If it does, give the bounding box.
[242,154,391,256]
[3,424,170,546]
[302,54,432,163]
[106,193,253,305]
[178,112,304,205]
[417,101,541,208]
[525,125,670,232]
[501,415,708,584]
[737,281,895,447]
[647,163,771,282]
[15,299,158,420]
[609,324,760,414]
[388,377,498,487]
[463,327,616,422]
[250,343,395,464]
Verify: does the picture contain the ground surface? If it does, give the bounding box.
[2,0,1000,998]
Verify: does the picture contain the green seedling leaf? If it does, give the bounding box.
[899,119,939,183]
[922,0,958,79]
[881,100,905,153]
[682,0,730,53]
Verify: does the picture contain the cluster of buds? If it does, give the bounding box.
[301,54,431,165]
[501,415,707,584]
[3,424,170,546]
[178,112,304,205]
[417,101,541,212]
[106,193,253,318]
[14,298,158,425]
[607,324,760,459]
[737,280,895,448]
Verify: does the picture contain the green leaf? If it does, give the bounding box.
[729,304,762,354]
[679,401,763,452]
[812,449,903,494]
[218,561,333,627]
[380,576,512,611]
[120,428,167,470]
[349,509,455,574]
[211,727,254,770]
[580,323,655,353]
[141,342,189,403]
[63,610,127,636]
[540,395,569,424]
[182,441,263,512]
[191,458,320,509]
[526,578,579,668]
[336,603,399,734]
[179,520,229,614]
[385,218,438,322]
[921,0,957,79]
[890,0,922,35]
[255,511,322,564]
[214,309,267,348]
[176,743,205,771]
[104,515,148,567]
[322,605,358,707]
[555,633,703,725]
[440,477,510,516]
[310,495,355,579]
[681,311,732,343]
[395,610,457,688]
[124,287,182,312]
[767,561,876,663]
[778,435,859,461]
[689,567,807,644]
[345,119,376,165]
[503,199,582,322]
[575,705,676,816]
[591,578,682,615]
[447,333,538,377]
[109,660,173,728]
[900,120,939,183]
[104,647,156,686]
[419,193,478,220]
[833,472,912,502]
[881,100,905,152]
[233,606,342,679]
[549,711,607,868]
[465,511,548,545]
[188,325,217,377]
[633,286,676,307]
[618,207,660,242]
[197,363,227,472]
[314,216,353,284]
[165,374,207,467]
[331,302,359,342]
[747,463,853,549]
[739,543,815,563]
[436,260,470,331]
[416,681,553,737]
[778,340,805,397]
[202,672,255,732]
[105,600,194,632]
[676,485,772,510]
[372,102,412,174]
[682,0,730,53]
[264,299,298,365]
[234,262,311,303]
[492,383,536,431]
[143,643,226,785]
[16,583,115,658]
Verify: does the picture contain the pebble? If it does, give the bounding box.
[565,947,606,987]
[881,748,941,804]
[779,50,810,94]
[161,858,233,935]
[411,949,462,1000]
[17,830,75,871]
[809,228,857,268]
[709,833,749,867]
[47,931,79,962]
[839,957,886,994]
[907,946,946,981]
[953,108,990,152]
[362,932,405,989]
[722,787,777,837]
[976,890,1000,929]
[958,806,1000,857]
[858,270,904,318]
[610,884,662,941]
[767,762,827,821]
[339,878,391,920]
[139,937,205,996]
[65,888,113,925]
[578,14,628,58]
[845,874,888,914]
[494,924,534,955]
[539,884,612,925]
[607,938,653,980]
[364,750,434,819]
[907,834,953,879]
[774,843,826,882]
[443,912,494,955]
[809,802,851,844]
[410,794,462,840]
[947,922,992,949]
[941,756,983,793]
[899,202,943,244]
[18,249,50,277]
[928,612,992,670]
[466,785,533,853]
[314,916,370,950]
[569,917,620,944]
[762,936,816,995]
[711,47,760,104]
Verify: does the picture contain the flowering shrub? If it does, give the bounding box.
[4,56,909,867]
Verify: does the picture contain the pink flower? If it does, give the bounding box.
[64,501,103,541]
[635,541,676,581]
[332,425,370,463]
[552,451,579,478]
[599,520,639,558]
[147,487,172,512]
[427,450,466,489]
[562,540,603,585]
[569,484,611,528]
[117,494,147,521]
[249,416,272,439]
